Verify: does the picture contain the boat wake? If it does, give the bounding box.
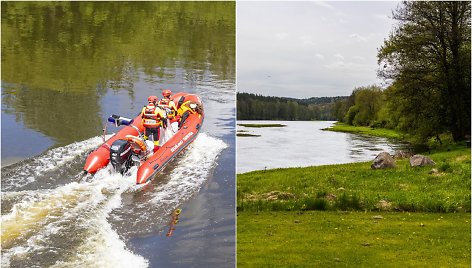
[1,135,113,192]
[1,133,226,268]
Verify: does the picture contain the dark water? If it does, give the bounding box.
[1,2,235,267]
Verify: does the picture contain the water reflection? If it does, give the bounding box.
[1,1,235,159]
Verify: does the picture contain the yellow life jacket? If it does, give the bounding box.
[142,104,162,128]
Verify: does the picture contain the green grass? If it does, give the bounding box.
[237,147,471,213]
[237,133,261,137]
[238,211,471,267]
[323,122,403,140]
[237,125,470,267]
[238,123,287,128]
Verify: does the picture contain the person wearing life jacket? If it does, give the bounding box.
[140,96,166,147]
[176,100,202,128]
[158,89,178,122]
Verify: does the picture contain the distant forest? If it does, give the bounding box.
[237,93,347,120]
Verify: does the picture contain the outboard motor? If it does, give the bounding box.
[110,139,132,174]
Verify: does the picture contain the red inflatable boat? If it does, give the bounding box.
[84,93,204,184]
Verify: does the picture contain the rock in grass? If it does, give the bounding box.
[372,215,384,220]
[376,199,392,211]
[371,152,396,169]
[410,155,436,167]
[263,191,296,200]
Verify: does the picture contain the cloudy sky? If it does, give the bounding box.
[237,1,400,98]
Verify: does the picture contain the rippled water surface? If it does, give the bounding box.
[237,121,407,173]
[1,2,235,267]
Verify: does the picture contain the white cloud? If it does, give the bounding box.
[315,53,325,60]
[373,13,390,21]
[311,1,335,10]
[334,53,344,60]
[300,35,316,46]
[353,56,366,62]
[275,32,289,40]
[349,33,367,42]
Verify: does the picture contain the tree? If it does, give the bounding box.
[378,1,471,141]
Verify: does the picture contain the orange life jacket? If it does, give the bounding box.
[159,98,177,118]
[159,98,170,106]
[142,104,161,128]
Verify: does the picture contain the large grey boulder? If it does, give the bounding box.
[410,154,436,167]
[371,152,396,169]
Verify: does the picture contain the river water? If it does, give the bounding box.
[1,2,235,267]
[237,121,407,173]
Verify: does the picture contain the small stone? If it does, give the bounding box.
[326,193,337,201]
[294,220,300,223]
[361,242,371,246]
[377,199,392,210]
[372,215,384,220]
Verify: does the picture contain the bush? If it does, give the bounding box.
[438,162,453,173]
[335,193,362,211]
[303,198,328,211]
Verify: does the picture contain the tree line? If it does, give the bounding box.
[237,93,347,121]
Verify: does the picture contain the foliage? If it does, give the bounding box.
[378,1,471,142]
[238,211,471,267]
[237,93,347,121]
[334,85,385,127]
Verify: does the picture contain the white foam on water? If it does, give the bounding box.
[2,135,113,190]
[1,167,148,268]
[1,132,226,268]
[149,132,227,209]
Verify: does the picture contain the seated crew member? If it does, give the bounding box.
[141,95,166,147]
[158,89,178,122]
[176,100,202,128]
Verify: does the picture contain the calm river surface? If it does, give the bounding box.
[237,120,407,173]
[1,2,235,268]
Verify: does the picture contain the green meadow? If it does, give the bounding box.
[238,211,470,267]
[237,142,471,266]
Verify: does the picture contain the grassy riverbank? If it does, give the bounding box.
[237,136,471,266]
[238,123,286,128]
[238,147,471,213]
[322,122,403,140]
[237,133,261,137]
